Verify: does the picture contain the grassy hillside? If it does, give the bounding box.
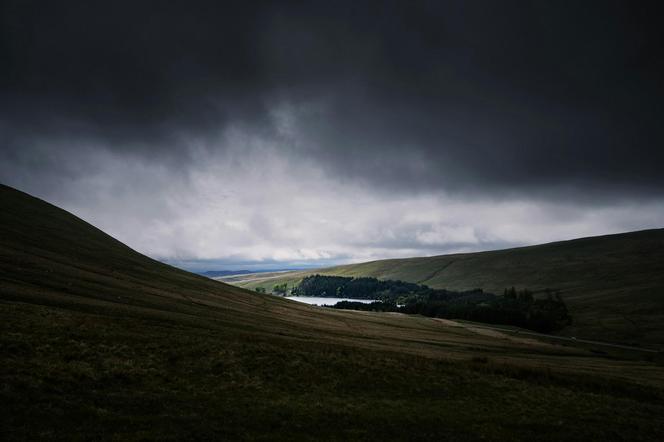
[232,229,664,345]
[2,183,664,440]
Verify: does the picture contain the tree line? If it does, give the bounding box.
[292,275,571,333]
[292,275,423,299]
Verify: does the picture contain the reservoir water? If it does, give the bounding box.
[286,296,379,306]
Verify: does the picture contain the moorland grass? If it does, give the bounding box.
[3,301,664,441]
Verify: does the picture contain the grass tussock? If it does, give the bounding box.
[3,302,664,441]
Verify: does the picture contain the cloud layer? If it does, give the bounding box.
[2,1,663,270]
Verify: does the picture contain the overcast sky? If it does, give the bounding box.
[1,1,663,271]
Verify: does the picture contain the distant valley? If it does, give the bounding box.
[226,229,664,346]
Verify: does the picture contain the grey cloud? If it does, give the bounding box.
[2,1,664,198]
[1,1,663,268]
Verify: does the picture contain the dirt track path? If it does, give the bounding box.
[433,318,661,353]
[432,318,547,346]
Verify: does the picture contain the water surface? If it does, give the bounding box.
[286,296,379,306]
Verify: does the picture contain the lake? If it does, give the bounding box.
[286,296,379,306]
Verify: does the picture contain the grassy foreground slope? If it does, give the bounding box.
[232,230,664,345]
[1,184,664,441]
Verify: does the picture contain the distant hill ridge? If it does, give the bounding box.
[200,270,254,277]
[234,228,664,344]
[200,269,308,278]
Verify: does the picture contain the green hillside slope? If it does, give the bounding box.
[2,184,664,440]
[233,230,664,345]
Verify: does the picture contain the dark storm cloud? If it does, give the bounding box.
[1,0,272,150]
[2,0,664,197]
[268,1,664,196]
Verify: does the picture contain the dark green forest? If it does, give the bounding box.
[293,275,571,333]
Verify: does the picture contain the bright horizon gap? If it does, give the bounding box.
[161,226,663,273]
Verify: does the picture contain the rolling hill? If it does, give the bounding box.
[230,229,664,346]
[1,183,663,440]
